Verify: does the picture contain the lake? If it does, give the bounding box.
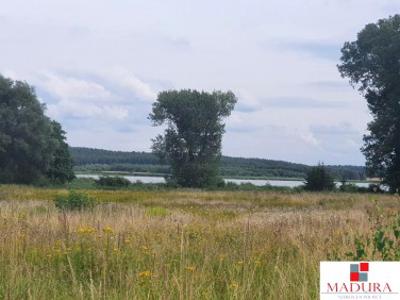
[76,174,371,188]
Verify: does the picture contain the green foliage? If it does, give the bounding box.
[145,206,169,217]
[339,182,359,193]
[70,147,161,165]
[304,164,335,191]
[0,74,74,184]
[338,15,400,193]
[46,121,75,184]
[54,191,95,211]
[149,90,237,187]
[95,176,131,188]
[345,215,400,261]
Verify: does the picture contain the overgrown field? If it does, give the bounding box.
[0,185,399,299]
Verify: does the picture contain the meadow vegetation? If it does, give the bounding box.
[0,184,399,299]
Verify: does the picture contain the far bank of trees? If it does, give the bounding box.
[0,75,74,184]
[71,147,367,180]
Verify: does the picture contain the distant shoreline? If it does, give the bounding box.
[75,171,375,184]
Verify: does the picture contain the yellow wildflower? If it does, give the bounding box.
[77,226,96,235]
[185,266,196,272]
[230,282,239,289]
[138,270,152,278]
[103,226,114,234]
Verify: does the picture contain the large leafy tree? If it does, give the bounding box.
[150,89,237,187]
[0,75,74,184]
[338,15,400,192]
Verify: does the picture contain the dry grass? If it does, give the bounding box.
[0,185,399,299]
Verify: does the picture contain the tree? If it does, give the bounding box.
[0,75,74,184]
[338,15,400,193]
[304,164,335,191]
[46,121,75,183]
[149,89,237,187]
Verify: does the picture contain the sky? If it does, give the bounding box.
[1,0,399,165]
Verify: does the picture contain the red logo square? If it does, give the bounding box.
[350,272,359,281]
[360,262,369,272]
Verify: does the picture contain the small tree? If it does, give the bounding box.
[46,121,75,184]
[149,89,237,187]
[304,164,335,191]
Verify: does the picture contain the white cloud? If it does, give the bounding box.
[107,68,157,102]
[47,102,128,120]
[41,72,112,100]
[298,131,320,147]
[37,71,138,121]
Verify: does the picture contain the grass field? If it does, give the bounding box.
[0,185,399,299]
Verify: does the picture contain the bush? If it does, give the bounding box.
[54,191,95,210]
[95,176,131,188]
[145,206,169,217]
[342,213,400,261]
[304,164,335,191]
[339,182,359,193]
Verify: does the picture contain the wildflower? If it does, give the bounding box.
[185,266,196,272]
[138,270,152,278]
[236,260,244,265]
[141,245,152,254]
[103,226,114,235]
[230,282,239,289]
[77,226,96,235]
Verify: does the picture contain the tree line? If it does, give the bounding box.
[71,147,366,180]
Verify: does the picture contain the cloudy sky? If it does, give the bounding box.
[1,0,399,165]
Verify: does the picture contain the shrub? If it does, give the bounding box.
[145,206,169,217]
[345,215,400,261]
[54,191,95,210]
[95,176,131,188]
[339,182,359,193]
[304,164,335,191]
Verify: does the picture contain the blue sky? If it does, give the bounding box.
[1,0,399,165]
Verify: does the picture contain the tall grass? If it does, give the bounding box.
[0,185,398,299]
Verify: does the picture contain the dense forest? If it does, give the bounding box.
[71,147,366,180]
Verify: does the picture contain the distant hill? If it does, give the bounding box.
[70,147,366,180]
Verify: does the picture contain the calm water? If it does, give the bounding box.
[77,174,371,188]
